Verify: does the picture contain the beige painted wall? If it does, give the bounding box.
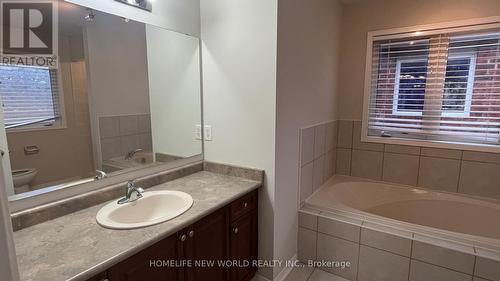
[275,0,342,276]
[200,0,277,278]
[338,0,500,120]
[7,36,95,188]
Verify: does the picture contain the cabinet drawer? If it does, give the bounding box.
[230,191,257,221]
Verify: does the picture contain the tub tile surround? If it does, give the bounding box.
[297,209,500,281]
[296,120,500,281]
[318,216,360,243]
[299,227,318,262]
[281,265,351,281]
[99,114,153,160]
[409,260,471,281]
[360,227,411,257]
[316,233,359,279]
[358,245,410,281]
[475,255,500,281]
[411,240,476,274]
[300,121,338,204]
[335,120,500,200]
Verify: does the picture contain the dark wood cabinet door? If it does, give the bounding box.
[85,272,107,281]
[229,211,257,281]
[185,209,228,281]
[108,234,180,281]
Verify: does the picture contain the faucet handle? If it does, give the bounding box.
[127,180,144,193]
[95,170,107,180]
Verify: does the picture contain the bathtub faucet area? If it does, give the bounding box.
[125,148,144,160]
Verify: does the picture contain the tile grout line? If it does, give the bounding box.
[355,225,362,281]
[381,144,386,180]
[415,148,422,187]
[305,267,314,281]
[456,151,464,193]
[359,241,412,259]
[471,255,477,280]
[298,128,304,207]
[407,238,414,281]
[349,121,354,176]
[410,257,475,277]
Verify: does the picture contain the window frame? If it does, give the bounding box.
[391,54,476,118]
[391,58,428,117]
[441,53,477,118]
[362,16,500,153]
[1,64,67,133]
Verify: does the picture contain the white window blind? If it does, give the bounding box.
[0,65,61,129]
[366,26,500,148]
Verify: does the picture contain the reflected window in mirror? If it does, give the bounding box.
[0,65,63,130]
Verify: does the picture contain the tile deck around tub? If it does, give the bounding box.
[298,208,500,281]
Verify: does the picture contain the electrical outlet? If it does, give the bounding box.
[195,125,202,140]
[204,125,213,141]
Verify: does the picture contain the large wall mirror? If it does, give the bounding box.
[1,1,203,203]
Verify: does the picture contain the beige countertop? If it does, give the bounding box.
[13,171,261,281]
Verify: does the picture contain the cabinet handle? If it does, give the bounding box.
[233,227,239,235]
[180,234,187,242]
[188,230,195,238]
[243,202,248,208]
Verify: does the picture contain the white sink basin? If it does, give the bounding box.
[96,190,193,229]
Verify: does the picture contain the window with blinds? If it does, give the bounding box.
[364,22,500,150]
[0,65,61,129]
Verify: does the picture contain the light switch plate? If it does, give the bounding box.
[195,125,202,140]
[204,125,213,141]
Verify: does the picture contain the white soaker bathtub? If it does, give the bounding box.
[304,175,500,253]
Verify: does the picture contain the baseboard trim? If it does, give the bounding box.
[273,254,297,281]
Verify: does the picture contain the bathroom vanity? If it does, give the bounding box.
[13,169,262,281]
[87,190,258,281]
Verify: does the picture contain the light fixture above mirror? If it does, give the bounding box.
[114,0,152,12]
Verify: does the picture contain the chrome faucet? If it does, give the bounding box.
[95,170,107,180]
[125,148,143,160]
[118,180,145,204]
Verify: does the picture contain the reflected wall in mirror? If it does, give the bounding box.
[1,1,202,199]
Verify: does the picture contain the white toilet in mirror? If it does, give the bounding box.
[12,169,38,193]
